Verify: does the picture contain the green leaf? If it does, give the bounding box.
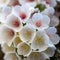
[35,4,46,12]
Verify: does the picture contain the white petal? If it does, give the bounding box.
[2,43,15,54]
[19,0,37,7]
[19,24,36,43]
[2,6,12,16]
[50,0,57,7]
[44,47,56,57]
[0,6,12,23]
[46,27,57,34]
[0,25,16,46]
[49,34,60,44]
[17,42,32,56]
[47,7,55,15]
[42,7,55,16]
[50,16,59,27]
[57,0,60,2]
[4,53,20,60]
[0,0,9,7]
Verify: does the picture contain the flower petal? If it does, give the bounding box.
[0,0,9,7]
[19,0,37,7]
[13,4,34,22]
[44,47,56,57]
[46,27,57,34]
[50,16,59,27]
[2,43,15,54]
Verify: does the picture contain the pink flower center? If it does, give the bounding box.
[25,0,34,2]
[46,0,50,4]
[35,21,42,27]
[20,13,26,20]
[13,20,20,27]
[8,29,15,36]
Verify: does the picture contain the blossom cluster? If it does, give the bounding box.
[0,0,60,60]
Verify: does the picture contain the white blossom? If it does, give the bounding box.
[17,42,32,56]
[19,24,36,43]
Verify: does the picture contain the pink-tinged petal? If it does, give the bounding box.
[6,14,22,32]
[0,25,16,46]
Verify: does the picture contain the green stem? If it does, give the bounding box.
[20,55,24,60]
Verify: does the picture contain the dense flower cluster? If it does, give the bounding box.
[0,0,60,60]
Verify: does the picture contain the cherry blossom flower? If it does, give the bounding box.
[0,24,16,46]
[19,24,36,43]
[31,30,53,52]
[13,4,35,23]
[27,13,50,30]
[5,14,22,32]
[17,42,32,56]
[0,0,59,60]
